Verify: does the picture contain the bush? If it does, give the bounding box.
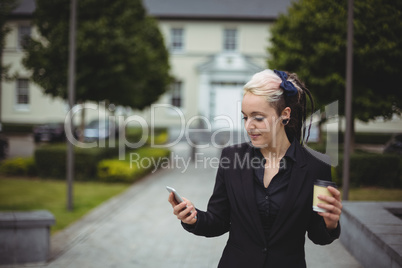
[0,157,37,176]
[355,133,393,144]
[34,144,119,180]
[335,152,402,188]
[134,147,170,159]
[124,127,169,146]
[125,128,144,145]
[2,123,35,134]
[147,130,169,145]
[33,127,169,181]
[97,159,143,182]
[97,147,170,183]
[336,132,393,145]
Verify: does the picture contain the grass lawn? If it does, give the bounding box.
[0,177,130,234]
[1,177,401,235]
[345,187,402,201]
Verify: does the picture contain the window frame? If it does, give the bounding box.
[18,24,32,50]
[223,28,238,52]
[170,27,184,53]
[170,81,182,108]
[15,78,30,111]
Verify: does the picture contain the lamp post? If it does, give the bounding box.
[342,0,354,201]
[67,0,77,211]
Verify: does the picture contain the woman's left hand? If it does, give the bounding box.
[317,186,343,230]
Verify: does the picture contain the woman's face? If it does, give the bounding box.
[241,92,283,149]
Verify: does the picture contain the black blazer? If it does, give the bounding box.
[182,142,340,268]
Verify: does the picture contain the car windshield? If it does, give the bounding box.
[86,120,109,129]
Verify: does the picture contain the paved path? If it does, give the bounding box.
[11,143,361,268]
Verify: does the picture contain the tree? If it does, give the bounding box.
[268,0,402,145]
[0,0,17,79]
[23,0,171,110]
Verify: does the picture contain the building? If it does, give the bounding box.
[2,0,68,125]
[1,0,292,134]
[141,0,291,135]
[2,0,400,138]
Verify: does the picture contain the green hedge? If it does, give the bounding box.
[0,157,37,176]
[334,152,402,188]
[97,147,170,183]
[1,123,35,134]
[355,133,393,144]
[34,144,119,180]
[124,127,168,145]
[29,128,170,181]
[97,159,143,183]
[335,132,393,145]
[308,132,393,151]
[34,142,170,182]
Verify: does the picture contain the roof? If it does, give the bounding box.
[143,0,293,21]
[10,0,293,21]
[10,0,36,18]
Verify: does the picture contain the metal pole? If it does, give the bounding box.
[67,0,77,211]
[342,0,354,201]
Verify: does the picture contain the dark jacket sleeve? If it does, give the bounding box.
[307,211,340,245]
[182,149,231,237]
[305,149,341,245]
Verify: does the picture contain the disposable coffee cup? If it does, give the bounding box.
[312,180,337,212]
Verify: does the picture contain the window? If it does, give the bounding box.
[18,25,31,49]
[171,81,182,107]
[223,29,237,51]
[170,28,184,52]
[16,79,29,109]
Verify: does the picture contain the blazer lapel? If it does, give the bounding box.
[240,145,266,244]
[268,143,308,243]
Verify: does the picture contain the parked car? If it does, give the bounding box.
[383,133,402,155]
[82,119,118,142]
[0,134,9,159]
[33,122,66,143]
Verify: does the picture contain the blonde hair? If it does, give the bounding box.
[243,69,301,103]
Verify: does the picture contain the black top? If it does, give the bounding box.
[253,140,296,240]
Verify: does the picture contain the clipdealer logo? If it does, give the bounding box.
[64,101,339,168]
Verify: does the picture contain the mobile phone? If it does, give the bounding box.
[166,186,197,219]
[166,186,185,204]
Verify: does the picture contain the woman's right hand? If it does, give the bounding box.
[168,192,198,225]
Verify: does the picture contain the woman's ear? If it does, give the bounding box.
[281,107,291,120]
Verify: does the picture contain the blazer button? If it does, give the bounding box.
[262,248,268,254]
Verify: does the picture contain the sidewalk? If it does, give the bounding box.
[18,143,361,268]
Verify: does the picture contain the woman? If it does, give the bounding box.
[168,69,342,268]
